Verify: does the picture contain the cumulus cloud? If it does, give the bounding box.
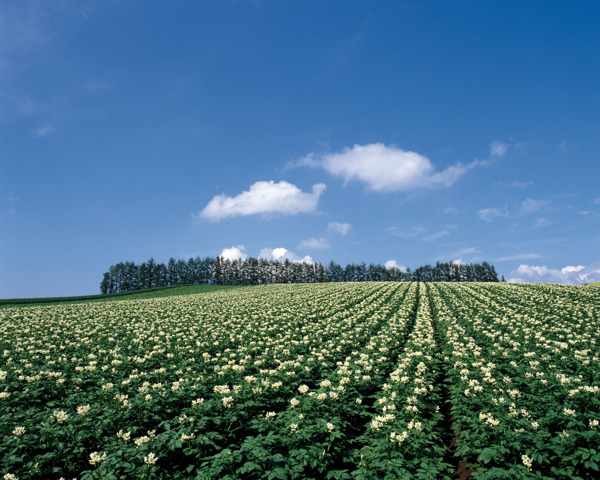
[327,222,352,236]
[299,143,476,192]
[299,237,330,249]
[384,260,407,271]
[196,181,326,221]
[478,206,509,221]
[259,247,313,264]
[508,262,600,284]
[219,245,248,261]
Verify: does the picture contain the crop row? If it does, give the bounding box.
[1,282,599,479]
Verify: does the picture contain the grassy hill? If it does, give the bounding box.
[0,284,240,307]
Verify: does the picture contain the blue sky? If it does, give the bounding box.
[1,0,599,298]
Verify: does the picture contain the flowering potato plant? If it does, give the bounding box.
[1,282,599,479]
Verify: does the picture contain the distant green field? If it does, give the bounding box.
[0,284,240,307]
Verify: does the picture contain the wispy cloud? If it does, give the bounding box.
[299,237,330,250]
[476,140,509,167]
[31,125,56,138]
[496,180,533,189]
[453,247,480,258]
[196,181,326,221]
[559,141,578,153]
[519,198,549,216]
[424,224,458,242]
[84,78,111,95]
[294,143,479,192]
[490,141,508,158]
[8,192,18,215]
[0,2,52,64]
[497,253,542,261]
[533,218,550,228]
[478,206,509,221]
[327,221,352,236]
[385,225,426,239]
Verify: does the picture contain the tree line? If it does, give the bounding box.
[100,256,499,294]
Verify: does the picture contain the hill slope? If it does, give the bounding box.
[0,284,240,306]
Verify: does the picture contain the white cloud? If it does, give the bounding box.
[327,222,352,236]
[384,260,407,271]
[508,262,600,284]
[559,141,578,152]
[300,143,475,192]
[424,224,457,241]
[504,180,532,189]
[449,247,480,261]
[519,198,549,216]
[219,245,248,261]
[196,181,326,221]
[497,253,542,261]
[8,192,18,215]
[594,197,600,206]
[259,247,313,263]
[490,141,508,158]
[478,206,509,221]
[31,125,56,138]
[385,224,426,239]
[85,78,111,95]
[299,237,330,249]
[533,218,550,228]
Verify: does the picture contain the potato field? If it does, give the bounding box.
[1,282,599,480]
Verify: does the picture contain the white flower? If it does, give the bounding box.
[135,436,150,447]
[117,430,131,442]
[12,426,26,437]
[521,454,533,469]
[53,410,68,423]
[144,452,158,465]
[298,385,309,394]
[77,405,91,415]
[327,422,335,432]
[89,451,107,466]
